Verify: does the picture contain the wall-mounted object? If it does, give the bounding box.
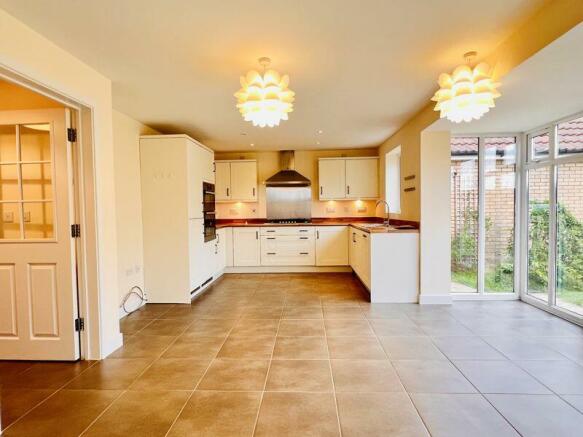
[404,187,416,192]
[318,157,379,200]
[404,175,416,181]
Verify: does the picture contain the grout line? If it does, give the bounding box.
[324,307,344,437]
[250,302,282,437]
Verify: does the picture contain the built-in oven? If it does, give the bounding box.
[202,182,216,242]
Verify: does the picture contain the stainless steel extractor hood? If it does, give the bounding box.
[265,151,311,187]
[266,151,312,221]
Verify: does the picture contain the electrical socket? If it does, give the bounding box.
[357,207,367,213]
[326,207,336,213]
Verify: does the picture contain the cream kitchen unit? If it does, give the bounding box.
[225,223,418,303]
[215,159,258,202]
[140,134,227,304]
[318,157,379,200]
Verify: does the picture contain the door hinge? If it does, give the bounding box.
[67,128,77,142]
[71,224,81,238]
[75,317,85,331]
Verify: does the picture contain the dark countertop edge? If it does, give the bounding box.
[216,218,419,233]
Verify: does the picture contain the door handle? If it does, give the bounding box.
[300,252,309,255]
[320,186,323,195]
[267,237,276,240]
[299,229,308,232]
[352,232,356,243]
[299,237,309,240]
[267,252,276,255]
[226,187,230,197]
[316,230,320,239]
[253,187,256,197]
[256,230,258,239]
[347,185,350,195]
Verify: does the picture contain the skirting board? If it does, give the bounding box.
[419,294,452,305]
[225,266,352,274]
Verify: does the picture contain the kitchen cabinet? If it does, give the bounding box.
[349,228,371,289]
[318,157,378,200]
[214,227,227,274]
[318,159,346,200]
[224,227,234,267]
[140,134,216,303]
[233,227,261,266]
[260,227,315,266]
[215,160,258,202]
[346,158,379,199]
[316,226,348,266]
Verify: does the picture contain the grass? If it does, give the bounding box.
[452,268,583,310]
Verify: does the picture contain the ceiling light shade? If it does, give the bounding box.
[431,52,501,123]
[234,57,295,128]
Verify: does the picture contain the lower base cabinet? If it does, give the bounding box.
[233,227,261,266]
[316,226,349,266]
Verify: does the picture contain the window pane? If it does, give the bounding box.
[20,124,51,162]
[530,132,549,160]
[0,125,17,162]
[21,163,53,200]
[527,166,550,301]
[0,202,21,239]
[556,163,583,315]
[484,137,516,293]
[450,137,478,292]
[0,164,20,201]
[23,201,54,239]
[557,116,583,157]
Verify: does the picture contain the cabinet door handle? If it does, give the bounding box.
[316,230,320,239]
[300,252,309,255]
[347,185,350,195]
[299,237,309,240]
[215,244,218,254]
[362,234,367,238]
[256,231,258,239]
[253,187,256,197]
[266,230,275,233]
[320,186,323,195]
[267,237,276,240]
[267,252,276,255]
[299,229,308,232]
[226,187,230,197]
[352,232,356,243]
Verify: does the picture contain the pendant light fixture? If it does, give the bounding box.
[234,57,295,128]
[431,51,501,123]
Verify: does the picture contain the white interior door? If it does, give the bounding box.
[0,108,79,360]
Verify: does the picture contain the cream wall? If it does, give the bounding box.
[112,110,159,311]
[214,148,381,219]
[0,9,121,358]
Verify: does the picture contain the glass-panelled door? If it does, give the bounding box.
[523,114,583,320]
[450,135,518,296]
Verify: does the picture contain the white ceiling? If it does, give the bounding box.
[430,23,583,134]
[0,0,546,150]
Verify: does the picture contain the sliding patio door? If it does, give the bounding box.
[450,136,518,297]
[523,115,583,320]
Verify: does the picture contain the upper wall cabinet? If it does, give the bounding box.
[215,159,258,202]
[318,157,379,200]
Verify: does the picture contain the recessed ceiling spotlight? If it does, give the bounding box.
[250,143,255,147]
[316,141,321,145]
[317,129,324,135]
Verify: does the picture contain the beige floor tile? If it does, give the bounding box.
[167,391,261,436]
[266,360,333,392]
[379,336,447,360]
[0,388,54,428]
[4,361,94,389]
[82,390,189,437]
[231,318,280,336]
[130,358,210,391]
[327,337,387,359]
[65,358,152,390]
[108,334,176,359]
[183,318,236,337]
[197,359,270,391]
[0,361,35,384]
[324,319,374,337]
[323,307,366,319]
[119,317,154,335]
[255,392,340,436]
[272,337,329,359]
[162,336,225,359]
[138,319,192,336]
[282,306,324,319]
[1,389,120,437]
[331,359,404,392]
[337,392,429,436]
[218,336,276,359]
[241,306,284,319]
[277,319,326,337]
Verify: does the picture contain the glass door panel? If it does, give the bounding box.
[527,166,550,301]
[450,137,479,292]
[556,163,583,315]
[484,137,516,293]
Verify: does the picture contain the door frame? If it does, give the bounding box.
[0,66,100,359]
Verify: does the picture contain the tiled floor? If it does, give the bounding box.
[2,273,583,436]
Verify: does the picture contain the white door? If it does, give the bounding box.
[316,226,349,266]
[215,161,231,201]
[346,158,379,199]
[233,227,260,266]
[230,161,257,201]
[0,108,79,360]
[318,159,346,200]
